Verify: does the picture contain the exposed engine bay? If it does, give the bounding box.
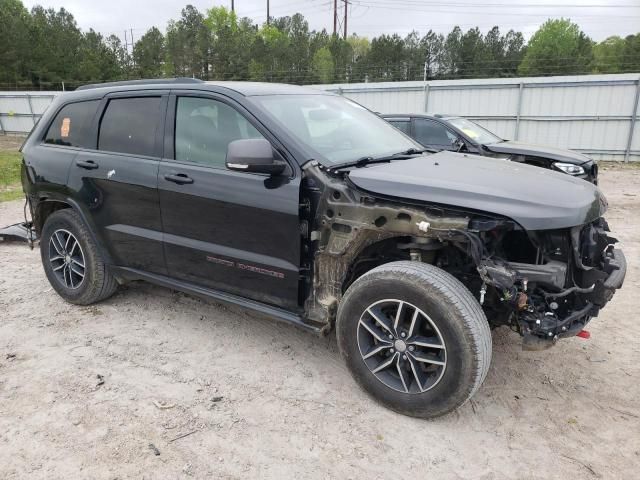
[300,161,626,349]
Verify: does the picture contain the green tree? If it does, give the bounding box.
[622,34,640,72]
[367,34,406,81]
[0,0,31,86]
[133,27,165,78]
[503,30,526,76]
[346,35,369,82]
[459,27,489,78]
[442,26,462,77]
[312,47,334,83]
[28,6,83,86]
[403,31,424,81]
[77,29,121,82]
[106,34,130,78]
[165,5,210,78]
[420,30,444,80]
[518,19,593,76]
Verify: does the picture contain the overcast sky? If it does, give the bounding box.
[22,0,640,45]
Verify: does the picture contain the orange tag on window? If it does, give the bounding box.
[61,118,71,138]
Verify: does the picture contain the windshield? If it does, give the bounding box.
[250,94,421,165]
[447,118,502,145]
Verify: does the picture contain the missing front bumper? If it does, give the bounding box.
[0,222,37,245]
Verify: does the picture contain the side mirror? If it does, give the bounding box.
[226,138,286,176]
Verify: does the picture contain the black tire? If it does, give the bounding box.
[40,208,118,305]
[336,261,491,418]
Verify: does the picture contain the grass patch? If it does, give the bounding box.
[0,151,24,202]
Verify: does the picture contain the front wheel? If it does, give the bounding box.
[336,261,492,418]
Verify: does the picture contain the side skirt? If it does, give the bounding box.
[111,266,323,335]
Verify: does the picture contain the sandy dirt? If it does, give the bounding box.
[0,166,638,479]
[0,135,25,152]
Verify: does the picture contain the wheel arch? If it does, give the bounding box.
[36,197,114,266]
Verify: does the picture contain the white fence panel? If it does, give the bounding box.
[317,73,640,162]
[0,92,58,135]
[1,74,639,161]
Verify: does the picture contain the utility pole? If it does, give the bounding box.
[231,0,234,12]
[343,0,349,40]
[267,0,270,25]
[333,0,337,36]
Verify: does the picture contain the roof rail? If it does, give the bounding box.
[76,78,204,91]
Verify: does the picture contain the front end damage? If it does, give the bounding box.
[300,161,626,348]
[473,218,625,349]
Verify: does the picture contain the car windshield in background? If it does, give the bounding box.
[447,117,502,145]
[250,94,421,165]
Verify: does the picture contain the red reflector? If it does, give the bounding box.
[577,330,591,339]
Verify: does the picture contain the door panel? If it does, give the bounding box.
[159,165,301,309]
[66,93,167,274]
[159,94,301,310]
[67,151,165,273]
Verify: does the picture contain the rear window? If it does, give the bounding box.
[98,97,162,156]
[44,100,99,148]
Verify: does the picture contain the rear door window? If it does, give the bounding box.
[413,118,457,149]
[44,100,99,148]
[174,97,264,168]
[98,97,162,156]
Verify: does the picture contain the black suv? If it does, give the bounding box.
[383,113,599,183]
[20,79,625,418]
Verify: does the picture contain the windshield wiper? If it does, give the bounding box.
[332,148,430,171]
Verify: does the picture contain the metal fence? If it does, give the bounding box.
[0,92,58,135]
[1,73,639,161]
[315,73,640,162]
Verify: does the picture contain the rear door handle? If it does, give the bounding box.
[164,173,194,185]
[76,160,99,170]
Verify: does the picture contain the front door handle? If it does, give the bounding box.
[76,160,99,170]
[164,173,194,185]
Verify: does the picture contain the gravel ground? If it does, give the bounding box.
[0,166,638,479]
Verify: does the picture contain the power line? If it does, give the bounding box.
[351,1,640,17]
[354,0,639,8]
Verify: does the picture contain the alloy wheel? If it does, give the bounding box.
[357,299,447,394]
[48,229,86,290]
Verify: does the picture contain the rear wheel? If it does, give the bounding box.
[336,261,492,418]
[41,209,118,305]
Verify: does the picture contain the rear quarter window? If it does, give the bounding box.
[98,97,162,157]
[388,120,411,135]
[44,100,99,148]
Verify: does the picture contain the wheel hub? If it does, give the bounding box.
[394,339,407,352]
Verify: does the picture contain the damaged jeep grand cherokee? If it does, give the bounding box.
[20,79,626,418]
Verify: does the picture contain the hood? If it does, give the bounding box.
[484,140,591,165]
[347,151,606,231]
